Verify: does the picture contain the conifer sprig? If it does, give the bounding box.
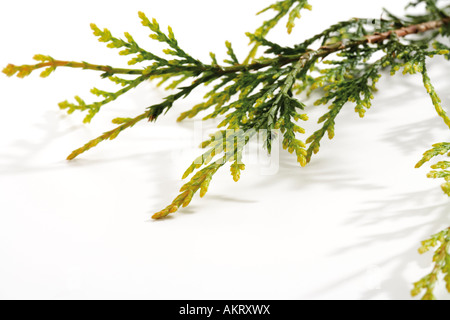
[3,0,450,300]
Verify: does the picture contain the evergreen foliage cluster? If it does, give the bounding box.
[4,0,450,299]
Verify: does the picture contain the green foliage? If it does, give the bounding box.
[433,41,450,59]
[412,228,450,300]
[416,143,450,195]
[3,0,450,299]
[414,141,450,299]
[153,162,223,219]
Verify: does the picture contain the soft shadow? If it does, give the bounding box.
[382,117,446,155]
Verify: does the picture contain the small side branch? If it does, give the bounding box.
[3,58,143,78]
[366,17,450,43]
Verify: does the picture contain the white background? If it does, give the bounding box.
[0,0,449,300]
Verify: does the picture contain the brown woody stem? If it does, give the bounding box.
[365,17,450,44]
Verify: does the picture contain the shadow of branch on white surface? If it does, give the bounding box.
[327,188,449,300]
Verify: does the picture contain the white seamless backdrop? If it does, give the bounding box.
[0,0,449,300]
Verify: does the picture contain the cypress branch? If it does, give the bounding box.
[3,0,450,300]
